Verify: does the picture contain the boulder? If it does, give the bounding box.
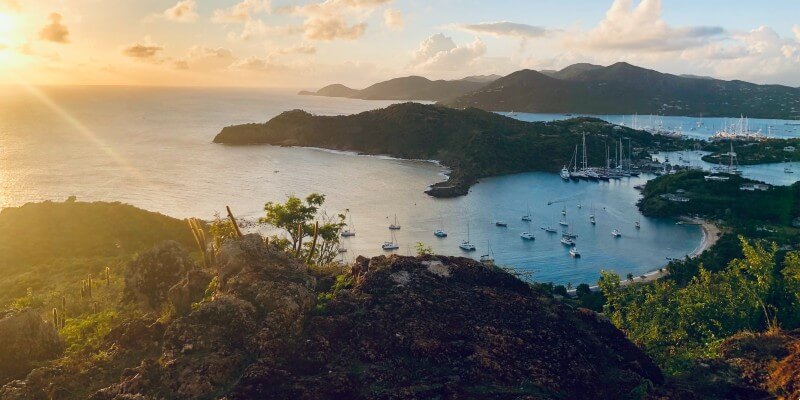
[123,241,196,309]
[0,308,64,385]
[168,269,213,316]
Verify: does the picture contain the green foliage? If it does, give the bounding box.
[414,242,433,256]
[261,194,345,265]
[9,287,45,310]
[599,238,800,375]
[209,213,238,247]
[315,273,354,314]
[59,310,121,355]
[0,200,195,269]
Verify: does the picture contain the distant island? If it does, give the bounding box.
[298,75,499,101]
[214,103,688,197]
[304,62,800,119]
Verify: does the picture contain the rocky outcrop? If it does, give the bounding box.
[168,269,213,315]
[231,254,663,399]
[0,308,64,385]
[93,234,316,399]
[123,241,197,309]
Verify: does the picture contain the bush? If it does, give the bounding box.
[123,241,196,309]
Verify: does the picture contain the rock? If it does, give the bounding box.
[0,308,64,385]
[94,234,316,399]
[123,241,196,309]
[168,269,213,315]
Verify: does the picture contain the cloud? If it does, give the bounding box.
[183,46,237,69]
[121,43,164,60]
[383,9,403,30]
[212,0,271,24]
[280,0,392,41]
[410,33,486,71]
[276,43,316,55]
[794,25,800,42]
[231,55,283,71]
[163,0,198,23]
[571,0,724,52]
[1,0,19,12]
[39,13,70,44]
[459,21,547,39]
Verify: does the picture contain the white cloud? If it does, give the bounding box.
[793,25,800,42]
[276,43,316,55]
[410,33,486,72]
[39,13,70,44]
[383,9,403,30]
[121,43,164,61]
[163,0,198,23]
[571,0,724,52]
[179,46,237,70]
[280,0,392,41]
[212,0,271,24]
[459,21,547,39]
[1,0,19,12]
[231,55,283,71]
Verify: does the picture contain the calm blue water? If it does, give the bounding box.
[3,87,795,285]
[509,112,800,140]
[652,150,800,186]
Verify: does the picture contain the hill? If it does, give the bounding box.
[213,103,689,197]
[299,76,490,101]
[447,62,800,119]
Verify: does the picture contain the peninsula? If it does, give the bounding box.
[213,103,688,197]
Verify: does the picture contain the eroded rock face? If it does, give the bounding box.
[231,254,663,399]
[168,269,213,316]
[94,234,316,399]
[123,241,197,310]
[0,308,64,385]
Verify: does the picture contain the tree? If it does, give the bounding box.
[728,237,779,330]
[626,273,634,282]
[576,283,591,298]
[553,285,568,297]
[415,242,433,256]
[260,194,345,265]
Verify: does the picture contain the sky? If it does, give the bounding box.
[0,0,798,88]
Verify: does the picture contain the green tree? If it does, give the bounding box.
[415,242,433,256]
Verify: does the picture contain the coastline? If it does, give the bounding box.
[569,217,719,293]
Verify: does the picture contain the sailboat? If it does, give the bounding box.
[495,220,508,227]
[612,229,622,237]
[561,206,567,216]
[785,166,794,174]
[434,217,447,237]
[569,247,581,258]
[541,226,557,233]
[635,219,641,229]
[560,235,575,246]
[521,204,532,222]
[341,211,356,237]
[480,242,495,264]
[388,214,401,230]
[589,204,596,225]
[382,230,399,250]
[459,222,476,251]
[520,231,535,240]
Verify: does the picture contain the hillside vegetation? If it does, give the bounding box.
[214,102,689,197]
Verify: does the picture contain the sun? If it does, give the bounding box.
[0,12,15,34]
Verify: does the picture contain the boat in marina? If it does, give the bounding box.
[434,229,447,237]
[459,223,476,251]
[612,229,622,237]
[635,220,641,229]
[480,242,495,264]
[560,236,575,246]
[589,204,596,225]
[382,230,399,250]
[341,211,356,237]
[785,167,794,174]
[710,116,766,142]
[495,220,508,227]
[520,232,535,240]
[522,204,532,221]
[569,247,581,258]
[541,226,558,233]
[560,166,571,180]
[389,214,401,230]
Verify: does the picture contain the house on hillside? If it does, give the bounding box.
[739,183,771,191]
[784,146,796,152]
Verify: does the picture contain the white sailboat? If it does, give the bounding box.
[589,204,596,225]
[522,204,532,222]
[612,229,622,237]
[341,211,356,237]
[520,232,535,240]
[569,247,581,258]
[459,222,476,251]
[480,241,495,264]
[388,214,401,230]
[382,230,399,250]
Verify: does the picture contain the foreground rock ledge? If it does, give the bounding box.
[3,235,663,399]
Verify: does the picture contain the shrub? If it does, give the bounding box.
[123,241,195,309]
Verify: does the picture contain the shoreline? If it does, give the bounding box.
[568,217,719,294]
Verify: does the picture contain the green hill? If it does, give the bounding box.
[447,62,800,119]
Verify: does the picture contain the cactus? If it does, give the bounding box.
[52,308,58,327]
[294,223,304,257]
[87,274,93,298]
[306,221,320,264]
[188,218,210,268]
[226,206,243,238]
[105,266,110,286]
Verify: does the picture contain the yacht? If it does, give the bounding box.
[434,229,447,238]
[388,214,401,230]
[480,242,495,264]
[569,247,581,258]
[520,232,535,240]
[459,223,476,251]
[612,229,622,237]
[559,219,569,227]
[382,230,399,250]
[521,204,532,222]
[590,215,596,225]
[635,220,641,229]
[495,220,508,227]
[560,166,571,181]
[541,226,558,233]
[560,236,575,246]
[561,206,567,216]
[341,212,356,237]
